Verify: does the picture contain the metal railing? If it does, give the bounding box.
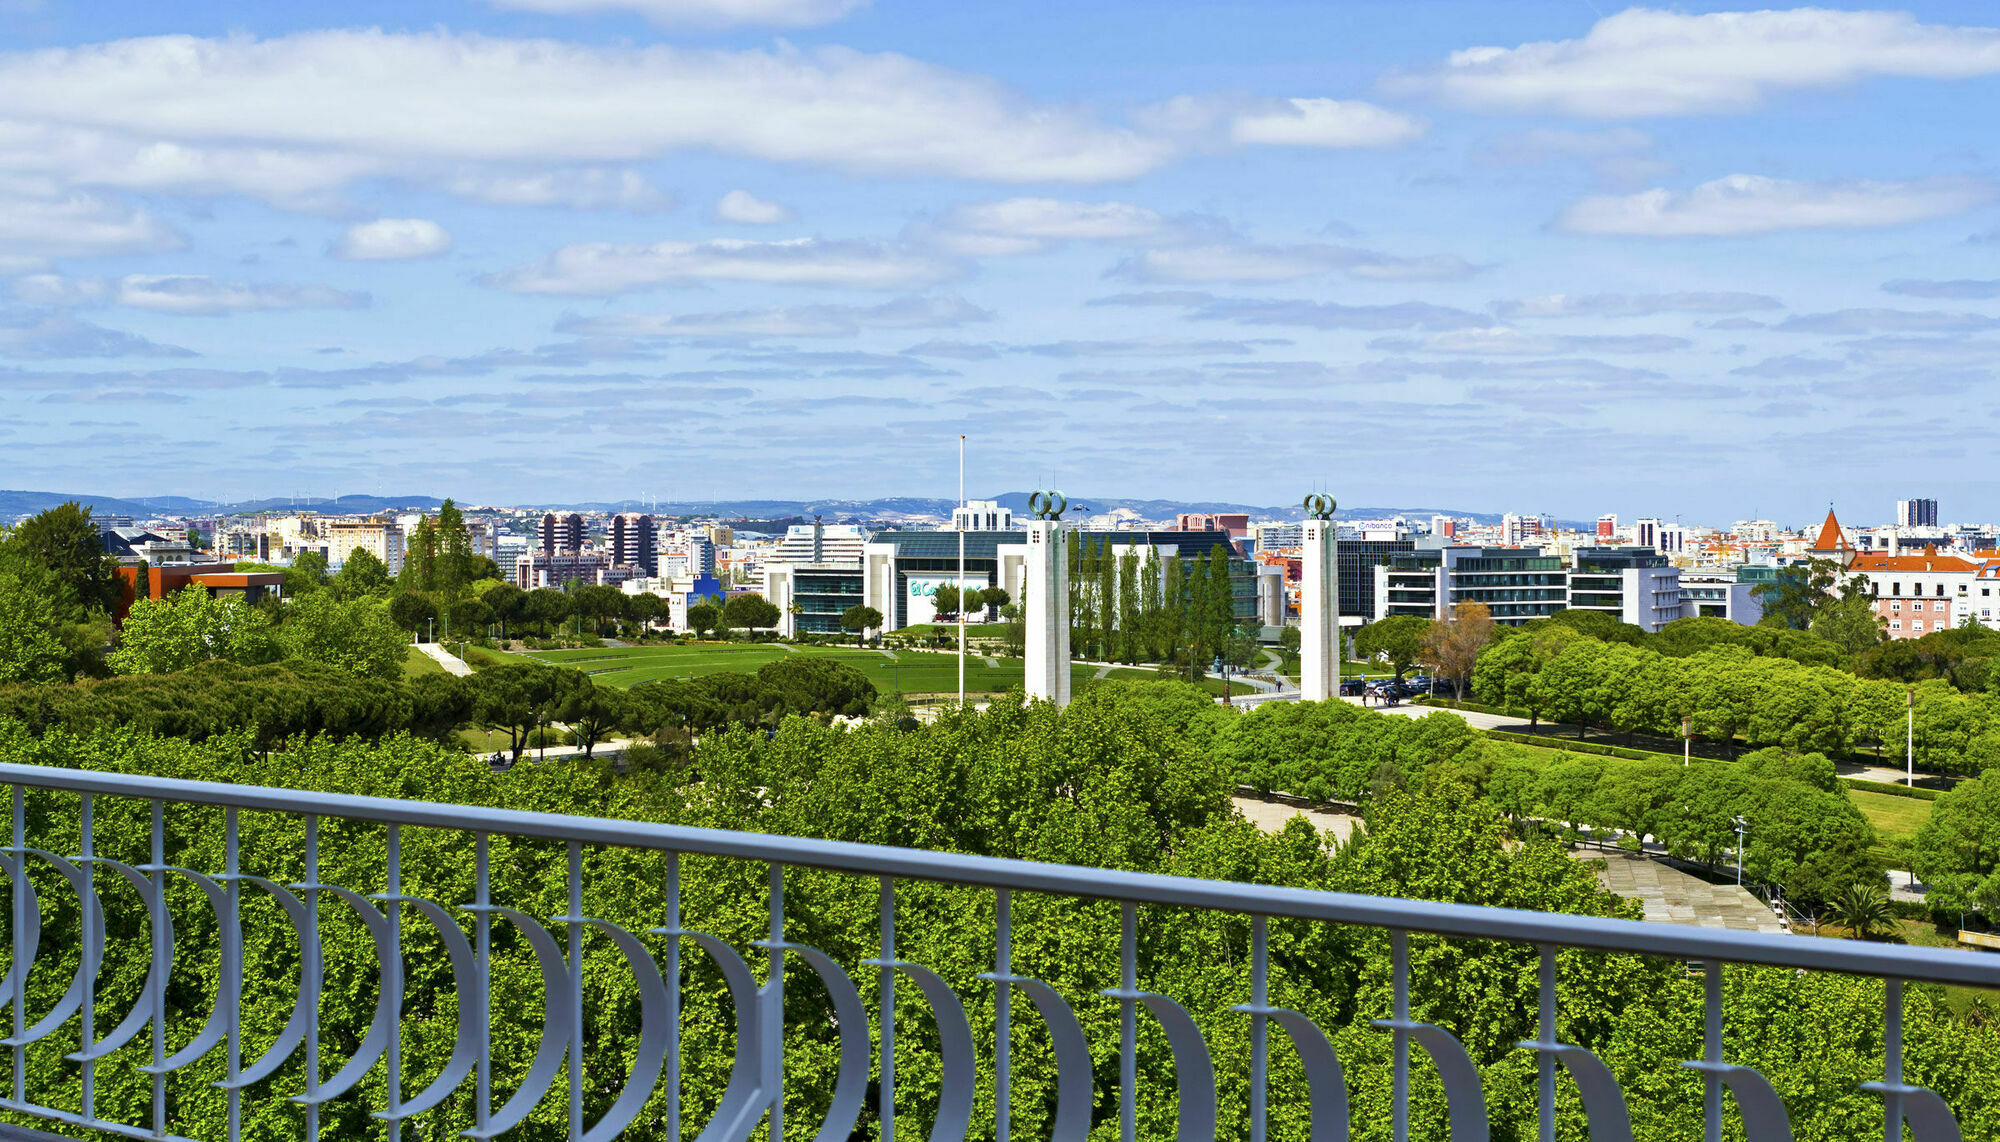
[0,760,1988,1142]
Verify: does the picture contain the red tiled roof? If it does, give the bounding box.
[1849,554,1977,573]
[1810,508,1851,552]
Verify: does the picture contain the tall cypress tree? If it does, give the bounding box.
[1097,540,1117,661]
[1139,548,1164,662]
[1161,555,1184,667]
[1117,549,1141,664]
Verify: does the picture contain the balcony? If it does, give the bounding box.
[0,761,1987,1142]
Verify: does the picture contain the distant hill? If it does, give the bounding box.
[0,490,445,520]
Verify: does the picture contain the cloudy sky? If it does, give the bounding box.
[2,1,1998,524]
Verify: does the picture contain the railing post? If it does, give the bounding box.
[879,877,895,1142]
[78,793,94,1124]
[1884,979,1903,1142]
[1391,930,1409,1142]
[1536,946,1554,1142]
[665,851,680,1142]
[1703,962,1722,1142]
[767,862,785,1142]
[225,806,242,1142]
[11,784,24,1109]
[1250,916,1268,1142]
[149,799,165,1140]
[994,889,1010,1142]
[304,815,321,1141]
[474,832,490,1140]
[568,841,584,1140]
[386,825,404,1142]
[1119,902,1136,1142]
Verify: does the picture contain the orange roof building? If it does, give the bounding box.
[1808,507,1856,567]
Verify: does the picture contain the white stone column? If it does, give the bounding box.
[1300,518,1337,701]
[1024,520,1071,706]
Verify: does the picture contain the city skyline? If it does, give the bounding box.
[2,1,1999,517]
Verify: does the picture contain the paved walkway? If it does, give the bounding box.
[415,641,473,677]
[1589,850,1787,933]
[1232,797,1360,845]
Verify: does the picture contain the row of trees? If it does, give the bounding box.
[1065,537,1251,668]
[1473,624,2000,768]
[1481,743,1879,906]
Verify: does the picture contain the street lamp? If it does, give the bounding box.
[1681,716,1692,768]
[427,616,434,644]
[1732,815,1749,885]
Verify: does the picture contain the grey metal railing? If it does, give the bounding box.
[0,760,1987,1142]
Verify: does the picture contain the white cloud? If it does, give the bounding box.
[1110,240,1476,284]
[1367,327,1689,355]
[0,310,195,359]
[558,294,990,337]
[481,0,868,28]
[1392,7,2000,117]
[334,218,452,261]
[714,190,793,225]
[0,189,183,258]
[442,168,670,211]
[1492,291,1783,318]
[114,276,370,316]
[489,236,959,295]
[1556,174,1996,237]
[15,272,369,314]
[1228,98,1426,148]
[0,31,1172,187]
[924,197,1171,256]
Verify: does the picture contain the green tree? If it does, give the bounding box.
[435,499,474,598]
[388,589,438,640]
[1355,614,1431,679]
[448,596,494,639]
[931,584,961,621]
[1753,556,1844,631]
[1826,882,1892,939]
[556,677,627,760]
[686,598,721,638]
[276,592,406,679]
[330,547,392,600]
[480,582,527,639]
[1,500,120,614]
[840,604,883,645]
[285,549,328,597]
[399,516,440,592]
[722,593,780,632]
[0,562,70,684]
[110,589,278,674]
[1811,572,1885,653]
[526,587,571,637]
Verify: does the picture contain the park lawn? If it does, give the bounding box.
[403,645,445,678]
[518,641,1130,698]
[1849,788,1932,845]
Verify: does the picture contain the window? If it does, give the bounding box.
[1891,620,1903,630]
[1938,584,1947,597]
[1913,620,1926,631]
[1893,582,1902,595]
[1892,601,1901,610]
[1937,601,1948,612]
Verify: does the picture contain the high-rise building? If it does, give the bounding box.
[1634,518,1661,549]
[324,518,407,574]
[538,512,585,556]
[1897,499,1939,528]
[1597,514,1618,539]
[610,513,657,575]
[952,500,1013,531]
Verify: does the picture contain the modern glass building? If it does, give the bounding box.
[1377,546,1569,625]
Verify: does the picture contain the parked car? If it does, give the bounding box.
[1339,678,1367,696]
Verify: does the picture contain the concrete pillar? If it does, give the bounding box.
[1300,518,1337,701]
[1024,520,1071,706]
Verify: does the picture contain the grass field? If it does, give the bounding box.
[1849,788,1933,845]
[519,642,1145,697]
[403,645,445,678]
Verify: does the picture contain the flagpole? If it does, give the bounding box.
[958,434,966,708]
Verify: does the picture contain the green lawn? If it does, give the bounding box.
[520,642,1118,698]
[1849,788,1932,845]
[403,645,445,678]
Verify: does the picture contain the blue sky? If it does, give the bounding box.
[2,1,1998,525]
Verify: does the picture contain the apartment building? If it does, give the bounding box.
[324,518,406,574]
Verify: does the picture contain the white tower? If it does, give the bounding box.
[1024,492,1071,707]
[1300,495,1338,701]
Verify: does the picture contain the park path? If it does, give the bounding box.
[415,641,473,678]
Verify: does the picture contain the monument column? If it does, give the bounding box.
[1300,494,1338,701]
[1024,491,1071,706]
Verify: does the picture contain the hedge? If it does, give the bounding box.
[1842,777,1942,801]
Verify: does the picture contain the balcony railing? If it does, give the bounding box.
[0,760,1989,1142]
